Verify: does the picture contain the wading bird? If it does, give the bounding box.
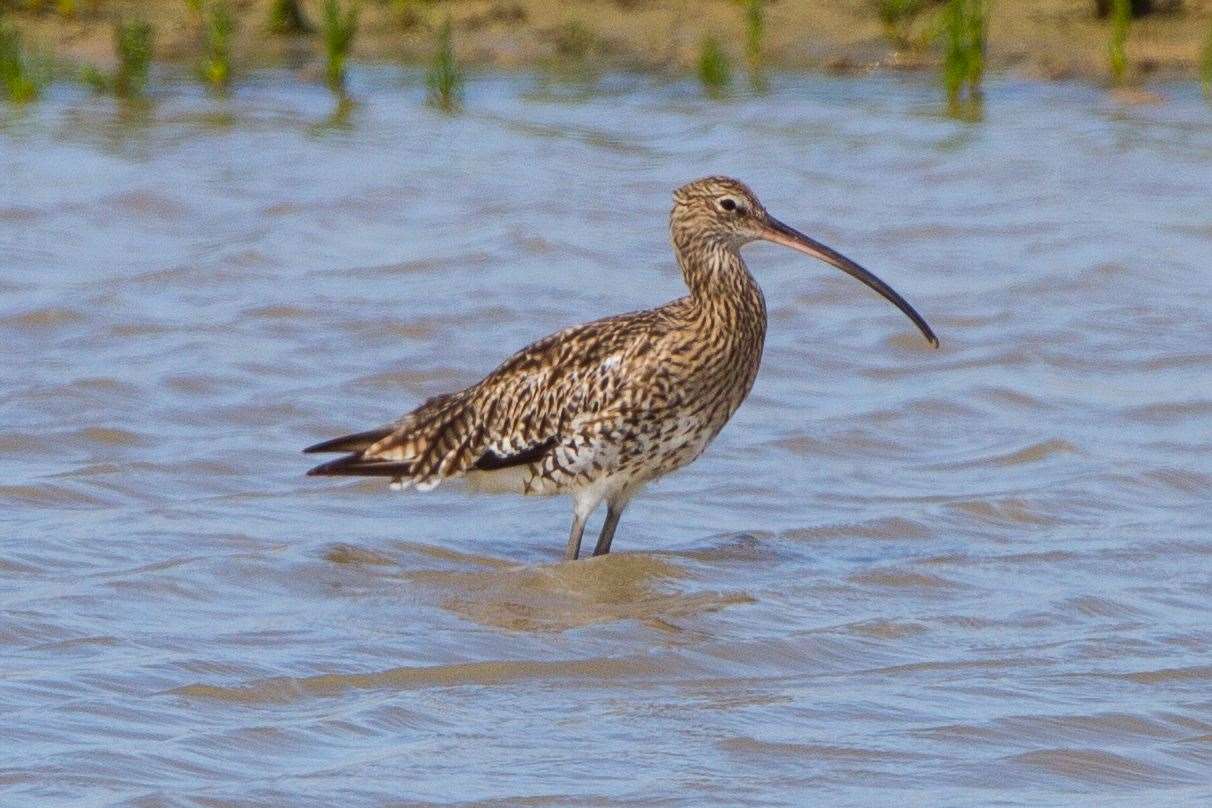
[306,177,937,560]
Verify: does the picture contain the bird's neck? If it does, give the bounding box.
[671,233,767,415]
[674,237,767,328]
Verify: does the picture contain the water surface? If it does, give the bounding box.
[2,71,1211,806]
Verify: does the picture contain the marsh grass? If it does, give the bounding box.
[940,0,984,116]
[322,0,358,91]
[877,0,926,49]
[268,0,312,34]
[425,15,462,112]
[1108,0,1130,84]
[116,18,153,95]
[1,22,50,103]
[743,0,762,70]
[200,1,234,92]
[742,0,768,91]
[83,18,153,97]
[697,35,731,97]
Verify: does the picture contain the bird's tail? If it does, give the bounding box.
[304,427,411,478]
[303,428,394,456]
[303,392,476,490]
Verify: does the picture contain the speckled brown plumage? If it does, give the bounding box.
[306,177,937,560]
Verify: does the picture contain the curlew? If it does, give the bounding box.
[305,177,937,560]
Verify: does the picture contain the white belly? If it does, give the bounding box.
[460,411,719,499]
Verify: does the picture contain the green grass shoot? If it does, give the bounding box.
[83,18,153,98]
[0,22,50,103]
[425,15,463,112]
[697,35,731,97]
[940,0,985,115]
[322,0,358,92]
[115,18,153,96]
[743,0,763,74]
[201,1,235,92]
[1108,0,1130,84]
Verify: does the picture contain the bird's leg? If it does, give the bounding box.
[564,511,588,561]
[566,490,606,561]
[592,499,629,557]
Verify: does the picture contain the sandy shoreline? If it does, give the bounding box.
[6,0,1211,84]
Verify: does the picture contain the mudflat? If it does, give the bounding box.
[8,0,1212,81]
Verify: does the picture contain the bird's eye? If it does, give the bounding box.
[719,198,738,212]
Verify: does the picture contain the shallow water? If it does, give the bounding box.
[2,70,1211,806]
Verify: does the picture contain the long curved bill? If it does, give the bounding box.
[761,217,939,348]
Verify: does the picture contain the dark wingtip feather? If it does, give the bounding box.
[303,427,394,455]
[473,436,559,471]
[306,453,413,478]
[306,456,348,475]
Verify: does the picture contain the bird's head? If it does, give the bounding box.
[671,176,773,248]
[671,176,938,348]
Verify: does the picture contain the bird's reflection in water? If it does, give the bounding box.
[328,539,752,632]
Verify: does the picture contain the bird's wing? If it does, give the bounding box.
[306,307,678,489]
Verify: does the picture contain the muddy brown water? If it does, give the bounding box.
[2,71,1211,806]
